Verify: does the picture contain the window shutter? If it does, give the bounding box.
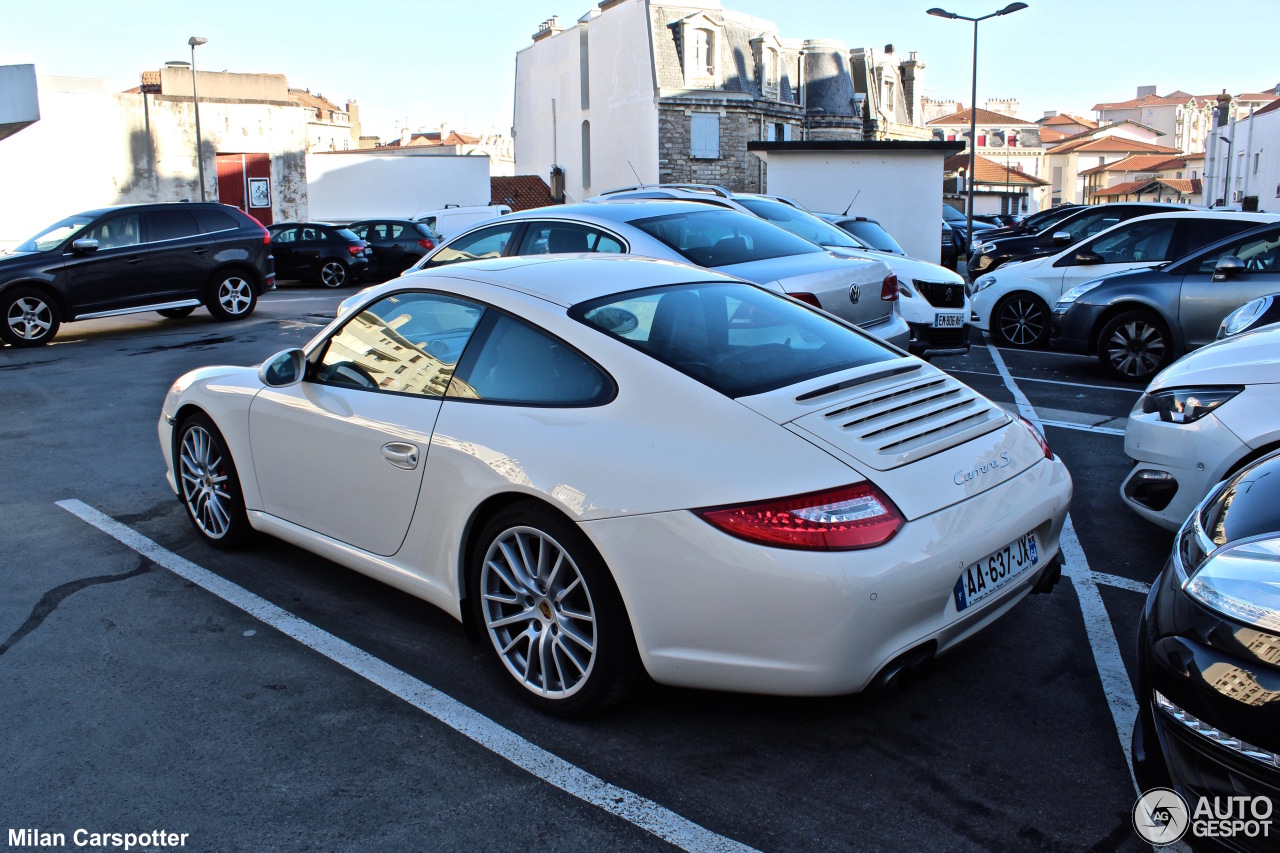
[782,124,792,141]
[691,113,720,158]
[690,114,704,156]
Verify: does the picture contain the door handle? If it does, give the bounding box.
[193,247,209,255]
[125,256,143,264]
[381,442,419,470]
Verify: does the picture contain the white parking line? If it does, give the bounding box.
[984,339,1141,795]
[56,499,757,853]
[1092,573,1152,595]
[947,368,1142,395]
[1038,419,1127,438]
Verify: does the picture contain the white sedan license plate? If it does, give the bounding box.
[953,532,1039,612]
[934,312,965,328]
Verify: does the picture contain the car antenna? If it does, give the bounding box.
[842,191,861,216]
[627,160,644,185]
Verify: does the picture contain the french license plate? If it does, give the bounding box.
[953,532,1039,612]
[934,312,965,328]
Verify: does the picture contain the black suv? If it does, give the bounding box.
[967,202,1183,279]
[0,203,275,347]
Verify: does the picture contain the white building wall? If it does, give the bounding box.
[756,149,944,263]
[305,152,491,222]
[514,0,659,201]
[1208,108,1280,211]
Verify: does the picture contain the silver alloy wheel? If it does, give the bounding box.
[480,526,597,699]
[179,425,232,539]
[998,297,1045,346]
[320,261,347,288]
[1105,319,1166,378]
[6,295,53,341]
[217,276,253,316]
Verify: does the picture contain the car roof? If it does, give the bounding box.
[399,254,743,308]
[1122,210,1279,223]
[506,200,748,226]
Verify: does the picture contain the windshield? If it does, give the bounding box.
[836,220,904,254]
[942,206,966,223]
[1029,207,1085,235]
[735,198,862,249]
[630,209,819,268]
[571,282,893,397]
[15,213,99,253]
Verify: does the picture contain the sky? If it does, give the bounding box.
[3,0,1277,141]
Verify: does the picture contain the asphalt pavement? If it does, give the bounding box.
[1,288,1174,852]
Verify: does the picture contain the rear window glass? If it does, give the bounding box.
[735,198,859,249]
[570,282,893,398]
[837,220,904,254]
[336,228,361,242]
[194,207,241,233]
[630,209,818,268]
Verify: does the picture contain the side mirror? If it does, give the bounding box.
[71,238,99,255]
[258,348,306,387]
[1050,231,1072,246]
[1213,255,1246,281]
[1074,251,1104,266]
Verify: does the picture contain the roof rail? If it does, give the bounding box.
[597,183,735,199]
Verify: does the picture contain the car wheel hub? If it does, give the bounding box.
[8,297,52,339]
[179,426,231,539]
[219,278,251,314]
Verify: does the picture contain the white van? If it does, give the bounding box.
[417,205,511,240]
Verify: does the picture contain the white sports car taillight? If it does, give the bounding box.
[696,483,904,550]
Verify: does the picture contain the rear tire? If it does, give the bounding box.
[175,413,254,549]
[318,260,349,288]
[0,286,61,347]
[469,502,644,716]
[205,271,258,321]
[1097,310,1171,382]
[991,293,1049,348]
[158,306,196,319]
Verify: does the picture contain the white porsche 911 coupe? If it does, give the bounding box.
[159,255,1072,714]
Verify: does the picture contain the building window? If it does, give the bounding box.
[946,134,955,142]
[1255,152,1261,174]
[763,48,778,90]
[692,29,715,77]
[690,112,719,159]
[580,25,590,110]
[977,134,986,147]
[581,121,591,188]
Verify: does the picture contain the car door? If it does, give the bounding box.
[269,227,300,278]
[1177,225,1280,348]
[247,290,488,556]
[59,211,153,313]
[352,221,392,271]
[1054,217,1182,299]
[293,225,327,278]
[420,222,523,269]
[144,208,210,300]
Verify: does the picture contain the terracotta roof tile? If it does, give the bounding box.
[1038,126,1068,142]
[1093,93,1199,111]
[1041,113,1097,128]
[491,175,554,212]
[1155,178,1201,194]
[1093,180,1149,197]
[1079,154,1179,176]
[942,153,1049,186]
[1051,134,1181,156]
[928,107,1035,126]
[1254,99,1280,117]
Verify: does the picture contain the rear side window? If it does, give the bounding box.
[193,207,241,234]
[272,227,298,243]
[837,220,904,254]
[424,224,517,268]
[449,313,611,406]
[571,282,893,397]
[1087,219,1178,264]
[631,209,817,268]
[149,209,201,242]
[516,222,625,255]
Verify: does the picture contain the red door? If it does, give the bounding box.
[215,153,274,226]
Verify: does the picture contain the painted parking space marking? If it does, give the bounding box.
[984,338,1142,794]
[946,368,1143,395]
[1092,573,1152,595]
[1038,419,1127,437]
[56,499,757,853]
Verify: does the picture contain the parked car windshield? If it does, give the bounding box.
[14,213,100,253]
[836,219,905,254]
[735,198,862,250]
[571,282,893,397]
[630,209,818,268]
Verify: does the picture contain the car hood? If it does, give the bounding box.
[0,249,38,263]
[720,250,888,288]
[827,247,963,284]
[1148,324,1280,391]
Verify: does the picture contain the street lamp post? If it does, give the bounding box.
[188,37,208,201]
[927,3,1027,259]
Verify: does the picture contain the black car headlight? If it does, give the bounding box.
[1141,386,1242,424]
[1183,536,1280,632]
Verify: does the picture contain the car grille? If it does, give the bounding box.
[809,371,1008,471]
[914,280,966,309]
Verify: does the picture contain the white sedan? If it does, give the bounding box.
[1122,323,1280,529]
[159,255,1072,713]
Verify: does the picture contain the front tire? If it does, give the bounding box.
[319,260,349,288]
[205,272,258,321]
[992,293,1050,348]
[176,413,253,549]
[1,286,61,347]
[469,502,643,715]
[1097,310,1171,381]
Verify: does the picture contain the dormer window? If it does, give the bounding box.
[692,29,715,77]
[764,48,778,89]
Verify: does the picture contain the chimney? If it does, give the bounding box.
[401,127,411,146]
[883,43,895,55]
[900,52,924,125]
[1136,85,1157,98]
[1043,110,1058,119]
[533,16,563,42]
[1216,90,1233,127]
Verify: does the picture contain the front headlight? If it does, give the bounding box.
[1141,386,1242,424]
[1056,280,1104,308]
[1218,295,1274,339]
[973,242,990,254]
[1184,536,1280,632]
[972,275,998,293]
